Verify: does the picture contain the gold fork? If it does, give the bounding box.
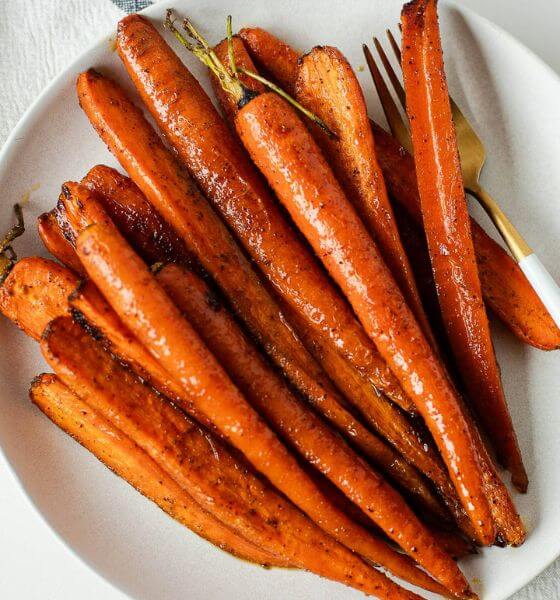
[364,30,560,329]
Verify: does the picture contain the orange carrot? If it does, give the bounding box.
[76,220,471,598]
[116,14,413,414]
[38,211,86,276]
[401,0,526,491]
[81,160,467,530]
[44,318,419,596]
[156,261,450,595]
[31,373,289,568]
[82,165,195,268]
[372,121,560,351]
[234,89,493,552]
[239,27,300,94]
[295,46,434,346]
[76,68,385,456]
[0,257,77,339]
[238,26,559,350]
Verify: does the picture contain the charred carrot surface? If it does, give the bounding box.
[43,318,415,596]
[295,46,434,346]
[401,0,526,491]
[234,89,493,554]
[30,373,287,568]
[239,27,300,95]
[76,222,470,597]
[0,257,77,340]
[38,211,86,276]
[116,14,413,413]
[76,69,372,454]
[156,262,450,595]
[82,165,195,268]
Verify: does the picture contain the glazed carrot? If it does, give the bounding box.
[44,319,416,596]
[156,262,450,595]
[80,161,466,528]
[234,90,493,551]
[0,257,77,339]
[30,373,288,568]
[76,222,468,598]
[401,0,527,491]
[74,169,455,523]
[372,122,560,350]
[116,14,413,414]
[76,69,381,451]
[38,211,86,276]
[82,165,195,268]
[237,28,558,351]
[57,181,112,240]
[295,46,434,346]
[239,27,300,94]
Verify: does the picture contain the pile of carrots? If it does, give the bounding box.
[2,0,559,597]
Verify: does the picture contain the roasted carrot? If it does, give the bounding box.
[210,24,520,543]
[116,14,413,414]
[81,160,467,530]
[57,181,113,240]
[38,211,86,276]
[76,222,470,598]
[77,69,387,455]
[74,169,453,522]
[156,262,450,595]
[82,165,195,268]
[372,123,560,350]
[239,27,300,95]
[295,46,434,346]
[212,36,265,124]
[30,373,288,568]
[231,87,492,550]
[0,256,77,339]
[401,0,526,491]
[43,318,417,597]
[238,27,559,350]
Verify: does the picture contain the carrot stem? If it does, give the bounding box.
[0,204,25,283]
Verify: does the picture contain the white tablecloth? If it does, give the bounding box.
[1,0,559,598]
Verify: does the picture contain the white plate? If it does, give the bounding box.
[0,1,559,598]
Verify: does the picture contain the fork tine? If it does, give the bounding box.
[386,29,402,63]
[374,36,407,111]
[362,43,413,154]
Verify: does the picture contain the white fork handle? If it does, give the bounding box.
[518,253,560,329]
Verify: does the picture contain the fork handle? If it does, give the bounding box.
[518,254,560,329]
[468,184,560,328]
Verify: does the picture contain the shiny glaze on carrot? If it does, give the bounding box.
[157,262,450,596]
[75,222,425,600]
[239,27,300,95]
[116,14,412,412]
[31,373,288,568]
[237,26,558,351]
[44,318,409,592]
[82,165,195,268]
[38,211,86,276]
[76,68,372,454]
[401,0,526,491]
[295,46,434,346]
[372,121,560,351]
[236,91,494,554]
[0,257,77,340]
